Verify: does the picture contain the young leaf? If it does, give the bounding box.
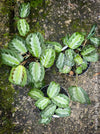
[68,86,91,104]
[1,49,23,67]
[56,53,65,69]
[41,104,56,118]
[19,2,30,18]
[52,94,70,108]
[80,60,88,70]
[17,19,30,36]
[40,48,56,68]
[74,54,83,65]
[81,45,96,56]
[62,34,69,47]
[45,41,62,52]
[9,65,27,87]
[75,66,82,74]
[87,24,97,39]
[35,97,51,110]
[47,81,60,98]
[64,49,75,67]
[39,117,52,124]
[29,62,45,83]
[34,82,43,88]
[8,36,27,54]
[68,32,84,49]
[90,37,100,47]
[59,65,71,74]
[28,88,44,100]
[83,51,99,62]
[26,33,42,58]
[55,107,71,117]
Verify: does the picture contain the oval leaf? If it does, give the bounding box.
[29,62,45,83]
[68,86,91,104]
[74,54,83,65]
[28,88,44,100]
[52,94,70,108]
[81,45,96,56]
[68,32,84,49]
[9,65,27,87]
[59,65,71,74]
[55,107,71,117]
[17,19,30,36]
[56,53,65,69]
[35,97,51,110]
[47,81,60,98]
[40,48,56,68]
[19,2,30,18]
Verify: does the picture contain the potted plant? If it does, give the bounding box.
[0,2,96,125]
[28,81,71,124]
[0,2,59,88]
[56,25,99,76]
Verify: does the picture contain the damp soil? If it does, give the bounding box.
[0,0,100,134]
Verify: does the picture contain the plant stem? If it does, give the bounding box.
[75,73,78,87]
[83,39,87,46]
[61,46,68,51]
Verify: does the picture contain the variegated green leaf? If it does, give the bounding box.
[17,19,30,36]
[41,104,56,118]
[47,81,60,98]
[35,97,51,110]
[40,48,56,68]
[26,33,42,58]
[34,82,43,88]
[83,51,99,62]
[68,86,91,104]
[59,65,71,74]
[90,37,100,47]
[1,49,23,67]
[46,41,62,52]
[87,24,97,39]
[39,117,52,124]
[55,107,71,117]
[81,45,96,56]
[28,88,44,100]
[64,49,75,67]
[19,2,30,18]
[74,54,83,65]
[75,66,82,74]
[68,32,84,49]
[81,60,88,70]
[9,65,27,87]
[29,62,45,83]
[8,36,27,54]
[56,53,65,69]
[52,94,70,108]
[62,34,69,47]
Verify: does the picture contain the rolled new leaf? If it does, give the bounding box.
[8,36,27,54]
[45,41,62,52]
[28,89,44,100]
[35,97,51,110]
[9,65,27,87]
[47,81,60,98]
[62,34,69,47]
[52,94,70,108]
[17,19,30,36]
[68,86,91,104]
[68,32,84,49]
[29,62,45,83]
[1,49,23,67]
[81,45,96,56]
[40,48,56,68]
[26,33,43,58]
[41,104,56,118]
[19,2,30,18]
[56,53,65,69]
[55,107,71,117]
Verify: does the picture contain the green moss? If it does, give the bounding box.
[0,65,18,133]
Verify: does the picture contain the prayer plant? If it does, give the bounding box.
[0,2,99,124]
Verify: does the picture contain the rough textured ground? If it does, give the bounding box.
[0,0,100,134]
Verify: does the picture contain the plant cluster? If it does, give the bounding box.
[0,2,100,124]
